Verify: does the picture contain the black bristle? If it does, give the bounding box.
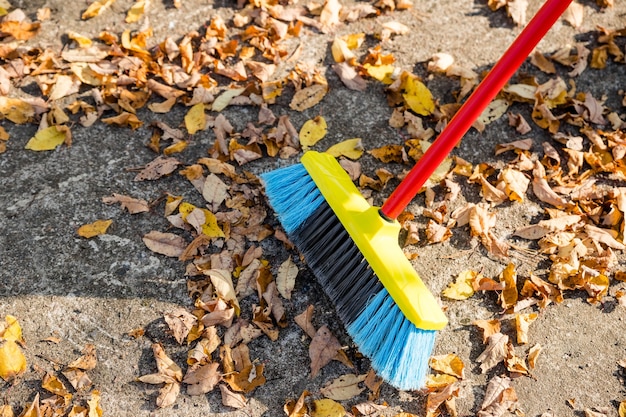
[291,202,384,326]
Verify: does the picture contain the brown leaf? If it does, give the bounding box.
[68,343,97,370]
[143,231,187,257]
[183,362,221,396]
[290,84,328,112]
[473,319,501,344]
[202,174,229,211]
[284,390,310,417]
[527,343,542,369]
[295,305,316,339]
[309,325,342,377]
[478,376,519,417]
[425,383,460,417]
[102,193,149,214]
[134,156,181,181]
[220,384,247,409]
[332,62,367,91]
[164,308,197,345]
[476,333,509,373]
[157,382,180,408]
[62,368,92,391]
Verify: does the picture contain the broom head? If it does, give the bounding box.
[261,151,447,390]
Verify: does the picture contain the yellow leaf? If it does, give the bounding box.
[42,372,69,395]
[163,141,188,156]
[126,0,146,23]
[25,126,69,151]
[184,103,206,135]
[82,0,115,20]
[0,97,35,124]
[0,404,14,417]
[212,88,245,112]
[179,202,225,238]
[515,313,538,345]
[499,263,518,310]
[0,340,27,381]
[619,400,626,417]
[1,316,24,344]
[310,398,346,417]
[88,390,103,417]
[67,30,93,48]
[70,63,102,86]
[326,138,364,160]
[77,219,113,238]
[364,63,395,84]
[429,354,465,379]
[402,74,435,116]
[299,116,327,148]
[425,373,458,389]
[442,270,476,300]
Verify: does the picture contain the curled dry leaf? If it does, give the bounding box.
[478,375,519,417]
[473,319,501,344]
[102,193,149,214]
[515,313,538,344]
[276,256,298,300]
[164,308,198,345]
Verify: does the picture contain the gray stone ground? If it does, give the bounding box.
[1,0,626,416]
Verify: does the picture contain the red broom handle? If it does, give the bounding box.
[381,0,573,220]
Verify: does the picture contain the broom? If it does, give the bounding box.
[262,0,572,390]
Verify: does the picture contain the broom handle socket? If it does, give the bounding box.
[380,0,573,220]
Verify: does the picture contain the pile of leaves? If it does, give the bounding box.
[1,0,626,416]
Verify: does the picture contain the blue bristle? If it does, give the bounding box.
[347,288,436,391]
[260,163,326,234]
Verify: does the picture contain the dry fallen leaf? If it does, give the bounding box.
[299,116,327,148]
[429,354,465,379]
[220,384,247,409]
[25,125,70,151]
[311,398,346,417]
[320,374,366,401]
[309,325,342,377]
[77,219,112,238]
[442,270,476,300]
[134,156,181,181]
[142,230,187,257]
[102,193,149,214]
[0,339,26,381]
[276,257,298,300]
[326,138,364,160]
[290,84,328,111]
[477,333,509,373]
